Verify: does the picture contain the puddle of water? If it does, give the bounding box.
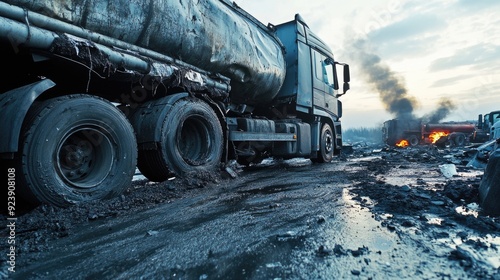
[336,189,396,252]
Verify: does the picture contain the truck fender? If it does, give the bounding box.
[312,108,337,150]
[198,96,229,163]
[129,92,189,146]
[0,79,56,156]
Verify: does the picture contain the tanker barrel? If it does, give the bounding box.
[2,0,286,105]
[0,15,151,74]
[0,2,201,73]
[425,123,476,133]
[0,1,231,93]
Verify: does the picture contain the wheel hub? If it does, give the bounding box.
[57,127,114,189]
[179,116,211,166]
[325,132,333,153]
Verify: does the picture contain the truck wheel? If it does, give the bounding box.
[313,123,334,163]
[138,99,223,180]
[408,135,419,146]
[18,95,137,207]
[454,134,466,146]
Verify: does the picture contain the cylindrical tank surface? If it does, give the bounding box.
[425,123,475,133]
[4,0,286,105]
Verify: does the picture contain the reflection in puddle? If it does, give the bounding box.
[337,189,396,252]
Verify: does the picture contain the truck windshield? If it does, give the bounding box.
[491,112,500,124]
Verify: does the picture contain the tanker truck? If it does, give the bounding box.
[382,118,483,147]
[0,0,350,207]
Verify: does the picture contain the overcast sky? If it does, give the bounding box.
[234,0,500,128]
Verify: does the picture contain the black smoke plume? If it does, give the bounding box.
[349,38,456,123]
[423,98,457,123]
[350,38,418,120]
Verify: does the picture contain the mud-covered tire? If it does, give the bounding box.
[312,123,334,163]
[137,98,223,181]
[18,95,137,207]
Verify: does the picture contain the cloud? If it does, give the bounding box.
[455,0,500,11]
[375,34,441,60]
[368,13,446,43]
[364,13,447,60]
[430,44,500,71]
[431,75,472,88]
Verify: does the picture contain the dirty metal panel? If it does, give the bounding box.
[229,131,296,142]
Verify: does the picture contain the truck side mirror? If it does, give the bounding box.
[343,82,350,94]
[343,64,350,83]
[334,62,350,97]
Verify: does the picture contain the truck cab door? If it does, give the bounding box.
[311,50,337,115]
[323,60,337,115]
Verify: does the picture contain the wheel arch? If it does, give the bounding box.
[311,108,339,154]
[0,79,55,157]
[197,95,229,163]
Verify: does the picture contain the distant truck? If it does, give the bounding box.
[0,1,350,206]
[478,110,500,140]
[382,118,488,147]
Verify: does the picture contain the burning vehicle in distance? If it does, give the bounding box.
[382,117,491,148]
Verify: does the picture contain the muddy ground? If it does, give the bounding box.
[1,144,500,279]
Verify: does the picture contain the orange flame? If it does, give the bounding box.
[429,131,449,143]
[396,139,409,147]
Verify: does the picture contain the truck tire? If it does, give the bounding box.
[18,95,137,207]
[408,135,419,146]
[312,123,334,163]
[454,133,466,146]
[137,99,223,180]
